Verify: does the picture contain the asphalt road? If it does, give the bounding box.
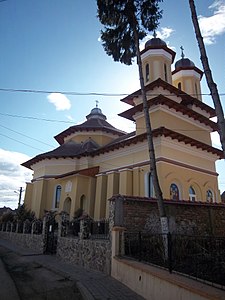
[0,246,83,300]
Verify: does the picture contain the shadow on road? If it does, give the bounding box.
[0,246,83,300]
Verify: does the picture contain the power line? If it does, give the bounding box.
[0,133,45,152]
[0,112,74,124]
[0,88,128,97]
[0,87,224,97]
[0,124,55,148]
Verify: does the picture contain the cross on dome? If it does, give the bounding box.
[180,46,185,59]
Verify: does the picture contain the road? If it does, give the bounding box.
[0,246,83,300]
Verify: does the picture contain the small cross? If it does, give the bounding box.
[153,30,157,38]
[180,46,185,59]
[95,100,99,108]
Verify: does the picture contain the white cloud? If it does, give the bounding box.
[156,27,175,40]
[198,0,225,44]
[47,93,71,111]
[66,115,75,122]
[0,149,33,209]
[140,27,174,50]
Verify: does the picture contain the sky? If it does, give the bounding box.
[0,0,225,209]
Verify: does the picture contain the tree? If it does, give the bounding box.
[97,0,168,233]
[189,0,225,158]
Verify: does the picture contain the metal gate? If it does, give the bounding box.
[44,214,58,254]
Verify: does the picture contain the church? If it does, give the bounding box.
[22,36,223,220]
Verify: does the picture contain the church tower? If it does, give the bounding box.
[172,47,203,101]
[140,34,176,85]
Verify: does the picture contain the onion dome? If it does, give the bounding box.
[174,46,195,70]
[86,101,106,120]
[145,37,167,48]
[175,58,195,69]
[86,107,106,120]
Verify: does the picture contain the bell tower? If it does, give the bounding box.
[172,47,203,101]
[140,33,176,85]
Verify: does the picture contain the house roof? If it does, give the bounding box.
[120,78,215,118]
[119,94,218,131]
[22,126,223,170]
[55,112,126,145]
[22,139,100,169]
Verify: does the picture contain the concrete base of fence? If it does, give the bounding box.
[57,237,111,275]
[111,257,225,300]
[0,232,44,253]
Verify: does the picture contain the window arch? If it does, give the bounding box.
[206,189,214,202]
[170,183,179,201]
[189,186,196,202]
[178,82,182,90]
[54,185,61,208]
[145,63,150,82]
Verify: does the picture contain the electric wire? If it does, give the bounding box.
[0,124,55,148]
[0,133,45,152]
[0,87,224,97]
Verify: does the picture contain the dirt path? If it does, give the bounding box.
[0,246,83,300]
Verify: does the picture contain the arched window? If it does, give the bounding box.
[146,64,150,82]
[178,82,182,90]
[170,183,179,200]
[206,190,214,202]
[189,186,196,202]
[63,197,71,214]
[164,63,168,82]
[54,185,61,208]
[148,173,155,197]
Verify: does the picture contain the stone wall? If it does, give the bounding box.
[110,196,225,236]
[57,237,111,275]
[0,231,44,253]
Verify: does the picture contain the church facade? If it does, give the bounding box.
[22,37,223,220]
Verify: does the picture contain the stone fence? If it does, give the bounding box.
[0,215,112,275]
[109,195,225,236]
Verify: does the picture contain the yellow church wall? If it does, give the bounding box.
[23,182,33,211]
[157,161,219,202]
[94,174,108,220]
[142,54,172,84]
[173,76,202,101]
[30,179,48,218]
[119,169,133,195]
[135,109,212,144]
[32,161,76,179]
[105,171,119,218]
[64,131,117,147]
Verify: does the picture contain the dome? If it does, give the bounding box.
[86,105,107,121]
[145,37,167,48]
[175,58,195,69]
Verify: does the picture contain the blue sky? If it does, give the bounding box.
[0,0,225,209]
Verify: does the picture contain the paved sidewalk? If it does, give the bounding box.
[0,238,144,300]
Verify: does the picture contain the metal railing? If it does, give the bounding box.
[123,232,225,289]
[62,219,109,239]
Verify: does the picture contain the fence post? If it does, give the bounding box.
[111,226,126,257]
[138,231,142,261]
[168,232,172,273]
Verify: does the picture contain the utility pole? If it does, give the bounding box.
[15,187,24,208]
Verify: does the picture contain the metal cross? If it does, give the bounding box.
[180,46,185,59]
